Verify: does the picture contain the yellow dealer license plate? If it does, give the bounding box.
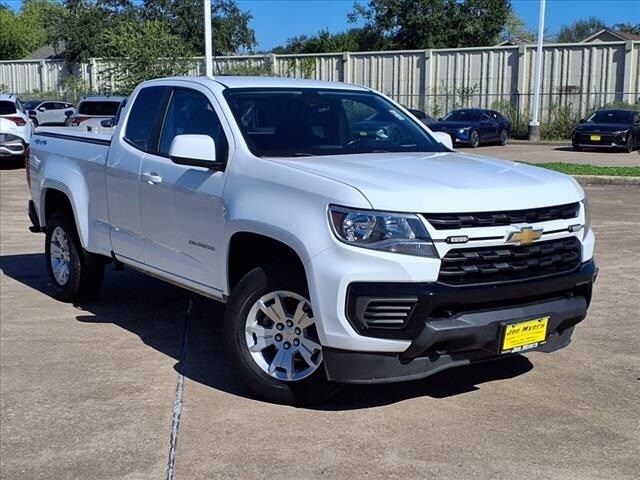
[501,316,549,354]
[590,135,601,141]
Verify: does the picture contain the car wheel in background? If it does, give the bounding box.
[499,129,509,146]
[224,261,341,406]
[470,130,480,148]
[45,210,105,302]
[623,134,633,153]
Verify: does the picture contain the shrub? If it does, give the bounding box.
[540,103,580,140]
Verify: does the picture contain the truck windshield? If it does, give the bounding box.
[223,88,446,157]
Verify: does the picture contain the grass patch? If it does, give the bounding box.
[531,163,640,177]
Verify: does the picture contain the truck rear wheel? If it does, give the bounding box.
[223,262,341,405]
[45,211,104,302]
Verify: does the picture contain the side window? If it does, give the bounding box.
[53,102,65,110]
[124,86,170,152]
[482,113,491,121]
[158,88,228,162]
[43,102,55,110]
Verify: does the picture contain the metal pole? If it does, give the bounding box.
[529,0,546,140]
[204,0,213,77]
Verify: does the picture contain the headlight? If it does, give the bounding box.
[581,196,591,237]
[458,127,470,134]
[613,130,628,139]
[329,206,438,258]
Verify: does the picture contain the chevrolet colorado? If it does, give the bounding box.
[27,76,596,405]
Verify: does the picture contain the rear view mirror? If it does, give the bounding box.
[431,131,454,150]
[169,134,220,169]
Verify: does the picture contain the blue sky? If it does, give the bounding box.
[239,0,640,50]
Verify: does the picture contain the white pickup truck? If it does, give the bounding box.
[27,76,597,405]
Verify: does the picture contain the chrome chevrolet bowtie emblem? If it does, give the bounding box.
[506,227,543,245]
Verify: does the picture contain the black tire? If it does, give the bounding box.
[623,134,633,153]
[499,129,509,146]
[223,261,341,406]
[45,210,104,302]
[470,130,480,148]
[31,118,38,128]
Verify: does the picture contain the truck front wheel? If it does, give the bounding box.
[45,211,104,302]
[223,262,341,405]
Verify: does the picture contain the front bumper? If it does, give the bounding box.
[323,260,596,384]
[572,132,627,149]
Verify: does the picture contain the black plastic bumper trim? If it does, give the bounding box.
[324,326,576,384]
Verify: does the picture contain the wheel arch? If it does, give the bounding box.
[226,230,308,296]
[40,182,89,248]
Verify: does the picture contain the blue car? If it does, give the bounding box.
[430,108,511,148]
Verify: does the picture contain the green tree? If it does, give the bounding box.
[100,18,193,93]
[272,28,383,54]
[500,11,535,42]
[0,0,60,60]
[611,22,640,35]
[142,0,256,55]
[554,17,606,43]
[349,0,512,50]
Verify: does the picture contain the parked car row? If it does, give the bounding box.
[572,109,640,153]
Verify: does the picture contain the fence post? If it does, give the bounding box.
[38,59,45,92]
[268,53,277,75]
[516,45,527,121]
[622,41,636,103]
[423,49,432,111]
[342,52,351,83]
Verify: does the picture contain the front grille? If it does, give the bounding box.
[439,237,582,285]
[423,203,579,230]
[355,296,418,330]
[578,134,615,145]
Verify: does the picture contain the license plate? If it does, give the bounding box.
[501,316,549,354]
[590,135,601,141]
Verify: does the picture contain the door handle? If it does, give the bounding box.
[142,172,162,184]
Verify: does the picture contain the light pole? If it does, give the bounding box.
[204,0,213,77]
[528,0,546,141]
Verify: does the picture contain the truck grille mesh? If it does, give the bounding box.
[439,237,582,285]
[423,203,580,230]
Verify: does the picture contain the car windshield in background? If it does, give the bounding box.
[78,101,120,116]
[23,101,41,110]
[442,110,482,122]
[0,101,17,115]
[586,110,633,124]
[223,88,446,157]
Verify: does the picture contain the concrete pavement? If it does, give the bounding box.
[1,163,639,479]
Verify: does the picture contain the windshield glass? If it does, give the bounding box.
[223,88,446,157]
[586,110,632,124]
[78,101,120,116]
[442,110,482,122]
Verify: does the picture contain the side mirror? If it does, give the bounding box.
[169,134,220,169]
[100,118,115,128]
[437,117,443,121]
[579,118,585,123]
[37,107,45,112]
[431,131,453,150]
[64,110,73,117]
[28,110,37,117]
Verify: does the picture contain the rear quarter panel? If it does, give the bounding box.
[29,128,112,256]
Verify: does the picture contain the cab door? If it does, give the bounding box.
[138,85,232,292]
[106,85,170,262]
[480,112,499,141]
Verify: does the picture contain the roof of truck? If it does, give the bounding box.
[152,75,369,92]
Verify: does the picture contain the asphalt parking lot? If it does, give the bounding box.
[1,156,639,479]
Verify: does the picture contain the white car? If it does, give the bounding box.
[0,94,33,159]
[24,100,75,127]
[27,76,596,405]
[65,96,126,127]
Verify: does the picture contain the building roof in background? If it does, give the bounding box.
[495,37,534,46]
[581,29,640,43]
[22,42,66,60]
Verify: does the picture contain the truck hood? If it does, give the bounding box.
[275,151,584,213]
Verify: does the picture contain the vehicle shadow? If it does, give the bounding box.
[0,252,534,409]
[553,146,626,154]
